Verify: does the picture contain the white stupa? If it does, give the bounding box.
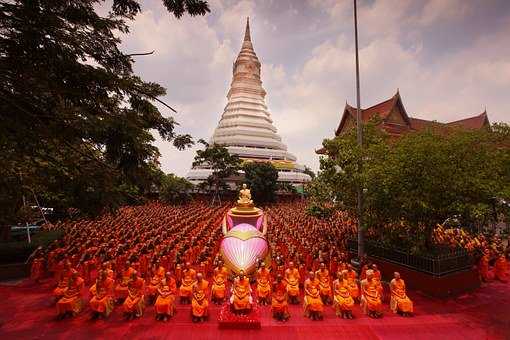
[186,18,311,187]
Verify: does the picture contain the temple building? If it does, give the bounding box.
[317,91,490,154]
[187,19,311,187]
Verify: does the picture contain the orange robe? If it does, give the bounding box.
[147,266,165,297]
[494,256,509,283]
[231,277,252,311]
[272,281,289,314]
[191,279,209,317]
[123,277,145,316]
[346,270,360,299]
[53,268,71,299]
[115,267,136,300]
[303,278,324,316]
[31,258,44,282]
[256,268,272,298]
[89,277,115,316]
[390,278,413,313]
[315,269,332,297]
[360,278,383,314]
[155,278,177,316]
[211,266,228,299]
[479,254,493,282]
[56,277,84,315]
[179,268,197,298]
[333,279,354,313]
[285,268,300,297]
[373,270,384,297]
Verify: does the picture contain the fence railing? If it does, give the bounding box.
[347,239,474,277]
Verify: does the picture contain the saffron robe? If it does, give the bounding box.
[389,278,413,313]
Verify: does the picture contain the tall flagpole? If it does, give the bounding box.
[354,0,364,261]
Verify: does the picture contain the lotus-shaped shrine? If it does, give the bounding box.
[219,185,270,275]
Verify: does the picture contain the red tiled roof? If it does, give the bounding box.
[336,91,410,135]
[447,111,489,130]
[409,117,445,131]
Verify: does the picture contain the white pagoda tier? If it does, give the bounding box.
[186,18,311,187]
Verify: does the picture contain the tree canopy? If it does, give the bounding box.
[0,0,210,223]
[243,162,279,204]
[192,141,241,201]
[312,120,510,252]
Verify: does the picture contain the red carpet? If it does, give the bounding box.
[0,280,509,340]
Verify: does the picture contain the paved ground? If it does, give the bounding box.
[0,279,509,340]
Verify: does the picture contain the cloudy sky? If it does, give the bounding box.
[117,0,510,176]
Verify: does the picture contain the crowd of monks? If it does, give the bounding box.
[27,200,509,323]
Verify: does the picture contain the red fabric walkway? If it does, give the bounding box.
[0,280,509,340]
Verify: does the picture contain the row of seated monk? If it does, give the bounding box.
[51,259,415,322]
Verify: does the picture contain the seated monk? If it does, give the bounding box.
[345,264,360,302]
[478,249,494,282]
[56,270,84,320]
[271,274,290,322]
[360,269,383,318]
[31,257,45,284]
[230,270,253,314]
[191,273,209,323]
[284,262,300,304]
[333,271,355,319]
[53,260,72,302]
[179,262,197,304]
[211,260,228,305]
[155,272,177,321]
[123,271,145,320]
[315,262,332,305]
[147,261,166,304]
[494,253,509,283]
[303,271,324,321]
[89,270,115,319]
[390,272,413,317]
[256,262,272,306]
[371,264,384,300]
[102,261,115,280]
[115,261,136,303]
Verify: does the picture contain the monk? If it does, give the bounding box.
[371,264,384,299]
[191,273,209,323]
[53,260,72,302]
[31,257,45,284]
[230,270,253,314]
[360,269,383,318]
[284,261,300,304]
[272,274,290,322]
[102,261,115,280]
[211,260,228,305]
[316,262,332,305]
[147,261,166,304]
[303,271,324,320]
[179,262,197,304]
[56,270,84,319]
[494,253,509,283]
[333,271,355,319]
[256,262,272,306]
[345,264,360,301]
[89,270,115,319]
[115,261,136,303]
[123,271,145,320]
[389,272,413,317]
[478,249,494,282]
[155,272,177,321]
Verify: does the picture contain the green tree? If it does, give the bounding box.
[313,118,510,252]
[160,174,194,204]
[0,0,209,222]
[243,162,278,204]
[192,141,241,202]
[304,166,316,179]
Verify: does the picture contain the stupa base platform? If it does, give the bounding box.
[217,303,261,329]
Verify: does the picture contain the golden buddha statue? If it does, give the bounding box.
[237,184,254,207]
[230,184,260,216]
